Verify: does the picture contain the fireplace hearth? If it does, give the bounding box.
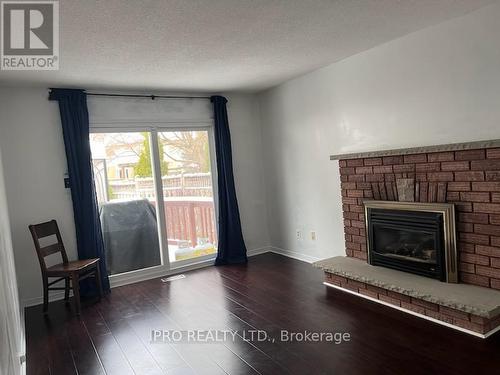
[364,201,457,282]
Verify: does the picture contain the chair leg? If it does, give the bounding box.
[64,277,70,304]
[42,278,49,314]
[72,272,81,315]
[95,263,103,301]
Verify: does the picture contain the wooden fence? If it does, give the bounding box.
[108,173,213,201]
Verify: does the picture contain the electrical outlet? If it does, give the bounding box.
[296,230,302,240]
[311,231,317,241]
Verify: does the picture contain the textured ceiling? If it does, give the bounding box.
[0,0,496,92]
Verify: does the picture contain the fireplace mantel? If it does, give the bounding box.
[330,138,500,160]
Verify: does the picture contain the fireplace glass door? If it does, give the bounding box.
[368,209,446,280]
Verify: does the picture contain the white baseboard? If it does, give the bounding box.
[247,246,272,257]
[268,246,321,263]
[324,281,500,339]
[22,289,68,308]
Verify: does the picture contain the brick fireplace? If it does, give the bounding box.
[340,148,500,290]
[314,141,500,337]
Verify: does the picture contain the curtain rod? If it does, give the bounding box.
[85,92,211,100]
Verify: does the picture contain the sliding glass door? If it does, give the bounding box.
[89,127,217,276]
[158,130,217,264]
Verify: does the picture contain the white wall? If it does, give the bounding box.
[0,88,77,306]
[259,3,500,261]
[0,88,269,304]
[225,94,270,252]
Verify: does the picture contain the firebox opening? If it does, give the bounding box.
[364,201,457,283]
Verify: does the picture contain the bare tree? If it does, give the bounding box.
[158,131,210,173]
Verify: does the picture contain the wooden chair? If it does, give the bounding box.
[29,220,103,315]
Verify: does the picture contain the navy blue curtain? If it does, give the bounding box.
[49,88,110,294]
[211,96,248,265]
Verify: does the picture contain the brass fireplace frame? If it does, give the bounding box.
[363,201,458,283]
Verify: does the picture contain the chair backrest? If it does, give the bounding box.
[29,220,69,273]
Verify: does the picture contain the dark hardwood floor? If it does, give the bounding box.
[26,253,500,375]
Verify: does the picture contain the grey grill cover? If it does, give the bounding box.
[100,199,161,275]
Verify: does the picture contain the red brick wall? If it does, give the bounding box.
[339,148,500,290]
